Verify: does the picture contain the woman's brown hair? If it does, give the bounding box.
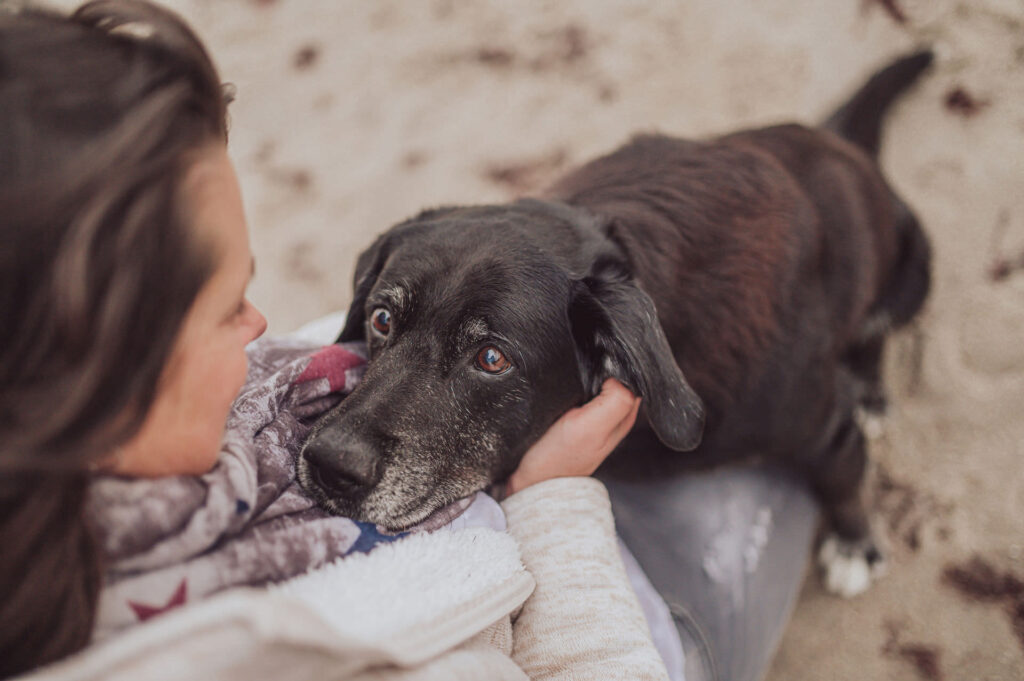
[0,1,229,675]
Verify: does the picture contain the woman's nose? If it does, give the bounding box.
[248,302,268,341]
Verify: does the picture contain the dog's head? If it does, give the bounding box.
[298,200,703,528]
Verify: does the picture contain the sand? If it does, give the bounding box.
[48,0,1024,678]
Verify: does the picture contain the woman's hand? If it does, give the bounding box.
[506,379,641,495]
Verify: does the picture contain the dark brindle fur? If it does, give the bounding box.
[299,54,933,577]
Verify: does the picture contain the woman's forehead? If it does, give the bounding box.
[180,145,249,262]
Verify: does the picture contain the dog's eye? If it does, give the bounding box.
[370,308,391,335]
[476,346,511,374]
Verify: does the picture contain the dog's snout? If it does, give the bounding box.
[303,429,380,493]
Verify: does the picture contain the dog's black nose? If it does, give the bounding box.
[303,429,379,493]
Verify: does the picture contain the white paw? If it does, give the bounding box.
[855,407,886,440]
[818,535,886,598]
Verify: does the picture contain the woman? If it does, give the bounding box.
[0,2,668,679]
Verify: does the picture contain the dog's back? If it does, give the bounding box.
[543,52,934,595]
[546,53,933,464]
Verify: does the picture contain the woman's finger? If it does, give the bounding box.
[573,378,637,434]
[609,396,642,442]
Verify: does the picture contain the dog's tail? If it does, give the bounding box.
[824,50,934,157]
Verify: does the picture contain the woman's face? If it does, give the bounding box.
[111,146,267,477]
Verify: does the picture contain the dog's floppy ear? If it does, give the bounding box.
[570,264,705,451]
[337,235,388,342]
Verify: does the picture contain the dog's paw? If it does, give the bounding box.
[855,405,887,440]
[817,534,886,598]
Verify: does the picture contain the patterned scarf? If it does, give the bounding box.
[87,337,503,639]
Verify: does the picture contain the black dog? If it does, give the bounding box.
[299,53,933,595]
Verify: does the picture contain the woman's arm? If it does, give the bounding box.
[502,478,669,681]
[500,380,669,681]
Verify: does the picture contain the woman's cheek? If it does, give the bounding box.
[200,340,248,430]
[186,327,253,474]
[227,344,250,396]
[190,349,248,473]
[183,442,224,476]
